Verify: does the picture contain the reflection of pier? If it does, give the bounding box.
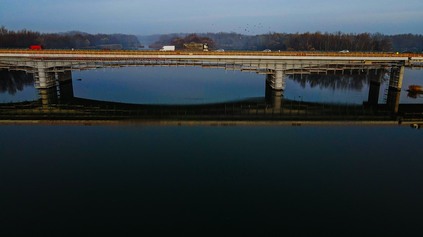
[1,71,422,123]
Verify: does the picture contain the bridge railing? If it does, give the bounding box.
[0,48,422,58]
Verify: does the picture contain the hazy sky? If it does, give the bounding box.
[1,0,422,35]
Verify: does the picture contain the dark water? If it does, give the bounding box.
[1,67,423,236]
[1,125,423,236]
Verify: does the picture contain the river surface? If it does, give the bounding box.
[1,67,423,236]
[2,67,423,105]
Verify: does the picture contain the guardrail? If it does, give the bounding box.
[0,49,422,58]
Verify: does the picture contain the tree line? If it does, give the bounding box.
[149,32,423,52]
[0,26,142,49]
[283,32,392,51]
[1,26,421,52]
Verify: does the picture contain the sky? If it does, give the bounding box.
[1,0,422,35]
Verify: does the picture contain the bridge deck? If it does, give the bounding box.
[0,49,422,61]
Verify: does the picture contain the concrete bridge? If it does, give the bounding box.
[0,49,422,91]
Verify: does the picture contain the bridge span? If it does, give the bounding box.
[0,49,422,91]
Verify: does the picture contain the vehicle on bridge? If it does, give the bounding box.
[159,45,175,51]
[29,45,43,50]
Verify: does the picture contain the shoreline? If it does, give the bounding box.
[0,119,421,127]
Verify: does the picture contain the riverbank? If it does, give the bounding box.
[0,119,420,127]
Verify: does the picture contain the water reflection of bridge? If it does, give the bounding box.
[1,73,422,123]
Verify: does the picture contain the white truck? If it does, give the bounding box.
[159,45,175,51]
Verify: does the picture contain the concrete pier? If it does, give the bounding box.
[38,71,74,107]
[38,87,58,109]
[265,83,283,110]
[34,66,56,89]
[389,66,404,90]
[266,70,285,90]
[58,74,74,102]
[387,89,401,113]
[366,70,383,106]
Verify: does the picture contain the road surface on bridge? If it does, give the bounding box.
[0,49,422,62]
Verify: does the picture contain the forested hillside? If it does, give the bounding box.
[1,26,421,52]
[0,27,142,49]
[147,32,423,52]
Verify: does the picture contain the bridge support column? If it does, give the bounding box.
[34,64,56,89]
[385,66,404,113]
[57,71,74,102]
[265,83,283,110]
[37,71,74,107]
[388,66,404,91]
[266,70,285,91]
[38,87,59,109]
[366,70,383,106]
[386,89,401,114]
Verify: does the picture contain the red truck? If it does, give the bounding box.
[29,45,43,50]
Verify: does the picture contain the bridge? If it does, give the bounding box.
[0,49,422,92]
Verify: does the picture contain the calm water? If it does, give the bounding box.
[1,125,422,236]
[1,66,422,104]
[1,67,423,236]
[72,67,423,105]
